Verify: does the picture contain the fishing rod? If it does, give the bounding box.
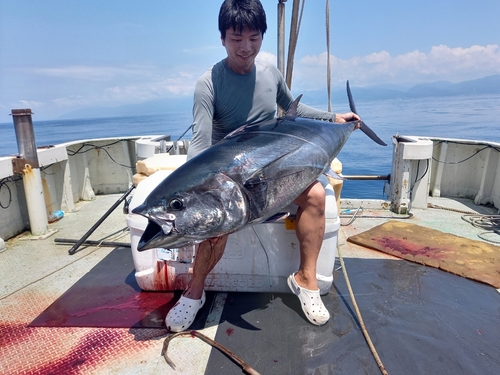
[67,184,135,255]
[66,121,194,255]
[165,124,193,154]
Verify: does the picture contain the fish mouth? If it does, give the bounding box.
[138,220,162,251]
[132,203,180,251]
[137,219,182,251]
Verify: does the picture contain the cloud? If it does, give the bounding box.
[6,44,499,120]
[292,44,500,89]
[38,54,277,113]
[102,74,196,102]
[256,51,278,66]
[43,67,198,108]
[30,64,169,83]
[17,100,45,108]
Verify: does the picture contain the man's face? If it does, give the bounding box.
[222,27,263,74]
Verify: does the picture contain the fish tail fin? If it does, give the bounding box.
[347,80,387,146]
[359,121,387,146]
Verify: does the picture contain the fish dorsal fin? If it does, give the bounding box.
[285,94,303,117]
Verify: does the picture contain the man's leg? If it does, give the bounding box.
[165,234,228,331]
[293,181,325,290]
[184,235,228,299]
[288,180,330,325]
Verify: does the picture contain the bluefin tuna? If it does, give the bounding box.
[133,81,386,251]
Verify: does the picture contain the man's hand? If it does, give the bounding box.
[334,112,360,123]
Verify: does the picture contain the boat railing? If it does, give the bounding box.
[388,135,500,214]
[0,134,189,241]
[1,131,498,242]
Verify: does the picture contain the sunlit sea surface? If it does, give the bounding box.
[1,94,499,199]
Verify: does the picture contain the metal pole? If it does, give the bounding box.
[12,109,39,168]
[55,238,131,248]
[277,0,286,75]
[325,0,332,112]
[342,174,390,181]
[285,0,301,89]
[277,0,287,117]
[11,109,48,236]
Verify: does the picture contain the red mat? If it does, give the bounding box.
[30,247,177,328]
[347,220,500,289]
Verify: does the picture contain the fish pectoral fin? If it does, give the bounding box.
[243,176,266,189]
[244,177,268,207]
[246,148,297,183]
[324,168,345,180]
[245,167,304,187]
[243,174,269,221]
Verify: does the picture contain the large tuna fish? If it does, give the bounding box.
[133,81,386,251]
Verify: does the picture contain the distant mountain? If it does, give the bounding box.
[301,74,500,106]
[408,75,500,96]
[59,75,500,120]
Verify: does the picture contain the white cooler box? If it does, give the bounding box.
[127,170,341,295]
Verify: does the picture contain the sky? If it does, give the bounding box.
[1,0,499,121]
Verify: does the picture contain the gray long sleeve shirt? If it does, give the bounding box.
[187,58,336,160]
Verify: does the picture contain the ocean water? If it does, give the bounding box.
[1,94,499,199]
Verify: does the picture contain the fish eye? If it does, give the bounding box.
[169,198,184,210]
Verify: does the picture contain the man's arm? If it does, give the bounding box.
[187,74,215,160]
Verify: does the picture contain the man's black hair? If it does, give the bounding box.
[218,0,267,39]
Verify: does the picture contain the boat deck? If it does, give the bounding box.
[1,194,499,374]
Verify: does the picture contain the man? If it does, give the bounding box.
[165,0,359,332]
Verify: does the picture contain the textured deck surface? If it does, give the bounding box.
[1,194,499,374]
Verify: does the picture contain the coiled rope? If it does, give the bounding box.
[428,204,500,244]
[462,214,500,244]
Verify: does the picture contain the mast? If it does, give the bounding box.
[277,1,286,76]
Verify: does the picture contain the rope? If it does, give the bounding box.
[461,214,500,244]
[337,246,389,375]
[461,214,500,230]
[340,204,363,226]
[340,203,413,226]
[427,203,477,215]
[477,231,500,244]
[429,204,500,244]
